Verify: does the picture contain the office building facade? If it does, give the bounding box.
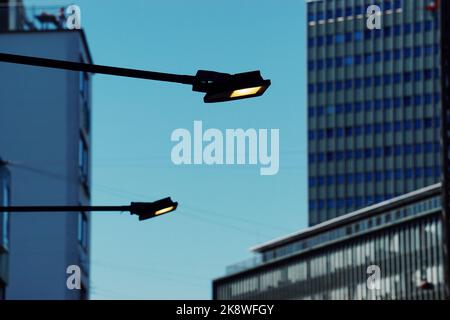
[0,5,92,299]
[307,0,442,225]
[213,184,445,300]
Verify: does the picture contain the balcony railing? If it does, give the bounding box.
[225,255,262,276]
[0,4,74,32]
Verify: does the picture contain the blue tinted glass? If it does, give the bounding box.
[317,36,324,46]
[412,71,421,82]
[317,106,324,116]
[385,146,392,156]
[327,152,334,162]
[424,143,433,153]
[375,148,382,157]
[414,22,422,32]
[385,170,393,180]
[335,34,344,43]
[404,120,412,130]
[317,153,325,162]
[374,99,382,109]
[317,82,324,93]
[403,47,411,58]
[375,76,382,86]
[345,32,352,42]
[384,123,392,132]
[375,124,382,133]
[326,35,334,45]
[326,10,333,19]
[327,200,334,209]
[403,24,411,34]
[346,7,353,16]
[317,59,324,70]
[415,168,423,178]
[345,127,353,136]
[345,103,352,113]
[404,72,412,82]
[327,82,333,91]
[345,56,353,65]
[374,52,382,62]
[414,144,422,154]
[404,96,412,106]
[317,129,324,139]
[414,119,422,129]
[404,144,412,154]
[414,46,422,57]
[326,58,333,68]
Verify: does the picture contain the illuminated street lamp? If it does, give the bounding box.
[0,197,178,222]
[0,52,271,103]
[193,70,271,103]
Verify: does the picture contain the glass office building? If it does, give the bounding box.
[213,184,445,300]
[307,0,442,225]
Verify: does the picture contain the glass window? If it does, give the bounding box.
[335,34,344,44]
[1,182,10,249]
[79,135,89,185]
[78,211,88,250]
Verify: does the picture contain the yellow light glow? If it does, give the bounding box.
[230,86,263,98]
[154,206,175,216]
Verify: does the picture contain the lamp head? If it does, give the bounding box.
[130,197,178,221]
[192,70,271,103]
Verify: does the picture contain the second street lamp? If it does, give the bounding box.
[0,52,271,103]
[0,197,179,222]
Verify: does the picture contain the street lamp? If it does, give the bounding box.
[0,52,271,103]
[0,197,178,222]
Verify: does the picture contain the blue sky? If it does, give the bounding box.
[27,0,307,299]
